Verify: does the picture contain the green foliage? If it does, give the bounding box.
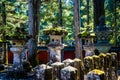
[105,0,114,12]
[0,0,28,40]
[43,26,68,36]
[0,0,120,46]
[41,0,59,24]
[105,0,120,45]
[40,0,74,41]
[78,30,96,38]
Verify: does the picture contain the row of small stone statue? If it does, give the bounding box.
[33,52,118,80]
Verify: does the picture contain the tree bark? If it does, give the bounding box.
[73,0,83,60]
[28,0,35,38]
[59,0,62,27]
[28,0,40,67]
[2,2,6,25]
[114,0,117,46]
[2,2,7,64]
[34,0,40,42]
[93,0,105,27]
[86,0,89,25]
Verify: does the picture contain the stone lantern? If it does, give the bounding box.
[10,40,27,67]
[43,27,68,64]
[7,41,27,78]
[94,16,112,53]
[78,32,96,56]
[47,38,63,63]
[9,27,28,67]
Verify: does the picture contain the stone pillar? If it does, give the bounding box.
[92,55,100,69]
[34,64,53,80]
[49,47,63,64]
[106,53,112,69]
[87,69,105,80]
[73,58,84,80]
[61,66,78,80]
[99,53,107,71]
[111,52,118,68]
[84,56,94,74]
[51,62,64,80]
[10,46,24,67]
[63,59,74,67]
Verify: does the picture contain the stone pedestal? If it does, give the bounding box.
[87,69,105,80]
[111,67,118,80]
[63,59,74,67]
[99,53,106,71]
[51,62,64,80]
[61,66,78,80]
[10,46,24,67]
[73,58,84,80]
[106,53,112,69]
[34,64,53,80]
[49,47,63,63]
[111,52,118,68]
[84,56,94,74]
[92,55,100,69]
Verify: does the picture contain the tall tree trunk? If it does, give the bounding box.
[58,0,63,42]
[28,0,35,38]
[1,2,6,39]
[86,0,89,25]
[2,2,7,64]
[2,2,6,25]
[28,0,40,67]
[73,0,83,60]
[34,0,41,42]
[59,0,62,27]
[93,0,105,27]
[114,0,117,46]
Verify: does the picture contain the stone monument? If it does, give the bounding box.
[43,26,68,64]
[78,31,95,56]
[95,16,112,53]
[48,35,64,63]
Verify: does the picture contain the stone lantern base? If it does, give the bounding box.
[48,46,63,64]
[10,46,24,67]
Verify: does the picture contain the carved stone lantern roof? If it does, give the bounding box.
[78,31,96,39]
[5,27,29,46]
[43,27,68,36]
[43,26,68,47]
